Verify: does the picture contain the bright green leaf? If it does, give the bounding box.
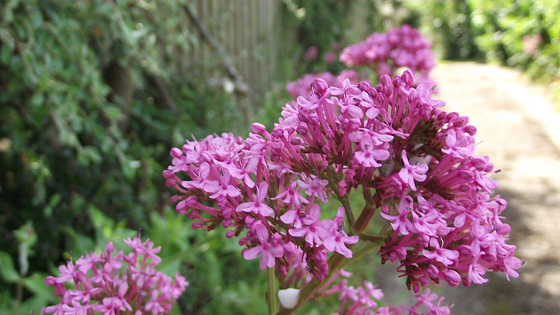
[0,252,20,282]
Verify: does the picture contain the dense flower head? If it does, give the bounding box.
[340,25,436,83]
[42,237,187,315]
[165,69,520,295]
[286,70,365,98]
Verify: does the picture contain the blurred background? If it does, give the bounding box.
[1,0,560,314]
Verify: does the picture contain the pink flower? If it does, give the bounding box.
[297,175,329,203]
[322,208,359,258]
[340,25,435,83]
[166,69,520,306]
[236,181,274,217]
[304,46,318,60]
[422,247,460,266]
[322,232,359,258]
[288,204,332,246]
[380,196,417,235]
[354,148,390,168]
[523,34,542,56]
[398,150,428,191]
[43,237,187,314]
[243,222,285,269]
[324,51,337,64]
[286,71,365,98]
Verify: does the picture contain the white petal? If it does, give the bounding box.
[278,288,300,309]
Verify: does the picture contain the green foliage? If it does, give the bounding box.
[12,0,559,313]
[469,0,560,80]
[401,0,560,102]
[281,0,355,75]
[403,0,482,60]
[0,222,52,315]
[148,209,268,315]
[405,0,560,82]
[0,0,247,310]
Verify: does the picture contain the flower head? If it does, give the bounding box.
[166,68,520,302]
[340,25,436,84]
[42,237,187,315]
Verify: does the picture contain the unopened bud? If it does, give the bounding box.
[311,78,329,98]
[251,122,267,134]
[278,288,300,309]
[170,147,183,159]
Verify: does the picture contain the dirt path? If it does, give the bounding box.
[430,62,560,315]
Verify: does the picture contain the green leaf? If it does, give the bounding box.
[0,44,12,64]
[29,92,44,108]
[14,220,37,249]
[83,146,102,164]
[0,252,20,282]
[62,227,95,258]
[22,272,52,297]
[20,294,52,315]
[44,193,61,217]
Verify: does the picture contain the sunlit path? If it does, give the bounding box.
[432,62,560,315]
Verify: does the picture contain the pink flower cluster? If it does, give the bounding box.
[164,70,520,296]
[340,25,436,81]
[522,34,542,56]
[286,70,365,98]
[42,237,188,315]
[319,270,451,315]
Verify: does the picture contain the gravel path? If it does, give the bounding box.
[430,62,560,315]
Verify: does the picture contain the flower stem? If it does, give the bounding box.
[276,252,347,315]
[340,242,382,271]
[277,192,382,314]
[268,267,278,315]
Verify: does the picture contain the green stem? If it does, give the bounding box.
[339,242,382,271]
[277,203,382,314]
[276,252,347,315]
[276,184,386,315]
[15,279,22,314]
[357,233,386,243]
[268,267,278,315]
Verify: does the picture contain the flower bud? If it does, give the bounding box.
[106,241,115,253]
[188,210,199,220]
[311,78,329,98]
[176,200,188,214]
[392,76,402,87]
[170,147,183,159]
[251,122,267,134]
[278,288,300,309]
[496,223,511,235]
[290,137,303,146]
[200,151,214,163]
[443,270,461,287]
[357,81,371,91]
[380,74,392,86]
[464,125,477,135]
[296,123,308,135]
[402,69,414,87]
[192,222,205,230]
